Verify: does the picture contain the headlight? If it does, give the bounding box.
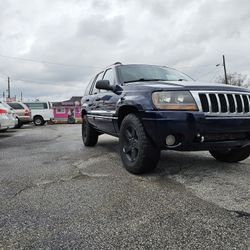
[152,91,198,111]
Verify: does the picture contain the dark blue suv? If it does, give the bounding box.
[81,63,250,174]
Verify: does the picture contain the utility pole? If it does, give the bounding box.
[21,91,23,101]
[222,55,228,84]
[7,76,10,98]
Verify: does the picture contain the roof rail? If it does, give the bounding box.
[114,62,122,65]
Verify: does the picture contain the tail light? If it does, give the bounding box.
[24,109,30,116]
[0,108,7,116]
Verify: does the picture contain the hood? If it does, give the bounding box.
[126,80,250,92]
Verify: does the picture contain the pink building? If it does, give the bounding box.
[52,96,82,123]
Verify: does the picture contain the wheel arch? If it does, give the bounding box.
[117,105,140,129]
[33,115,44,121]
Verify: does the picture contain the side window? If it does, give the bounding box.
[56,108,65,113]
[25,103,48,110]
[84,78,94,96]
[103,69,115,85]
[90,72,104,95]
[100,69,115,93]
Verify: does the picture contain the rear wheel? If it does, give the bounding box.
[209,146,250,163]
[119,114,160,174]
[34,116,45,126]
[82,115,98,146]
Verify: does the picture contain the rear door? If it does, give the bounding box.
[83,72,104,128]
[93,68,119,134]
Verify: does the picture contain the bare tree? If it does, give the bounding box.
[218,72,250,88]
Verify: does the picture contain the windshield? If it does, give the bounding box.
[117,64,193,83]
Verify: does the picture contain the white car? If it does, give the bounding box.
[0,102,18,131]
[24,101,54,126]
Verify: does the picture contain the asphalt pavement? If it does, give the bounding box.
[0,124,249,249]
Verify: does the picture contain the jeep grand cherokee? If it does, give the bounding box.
[81,63,250,174]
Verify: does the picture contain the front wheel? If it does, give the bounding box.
[82,116,98,146]
[119,114,160,174]
[209,146,250,163]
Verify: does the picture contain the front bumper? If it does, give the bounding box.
[142,111,250,151]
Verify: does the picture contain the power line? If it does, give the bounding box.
[0,54,99,69]
[196,65,222,80]
[177,63,219,69]
[11,77,69,85]
[209,66,222,82]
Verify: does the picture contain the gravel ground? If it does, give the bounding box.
[0,124,249,249]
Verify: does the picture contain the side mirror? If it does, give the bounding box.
[96,80,114,91]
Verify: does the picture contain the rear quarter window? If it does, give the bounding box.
[25,103,48,110]
[8,103,23,110]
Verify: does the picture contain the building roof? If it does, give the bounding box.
[52,96,82,107]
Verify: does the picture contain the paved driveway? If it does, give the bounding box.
[0,125,249,249]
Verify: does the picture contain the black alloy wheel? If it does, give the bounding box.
[119,114,160,174]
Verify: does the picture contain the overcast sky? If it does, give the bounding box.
[0,0,250,101]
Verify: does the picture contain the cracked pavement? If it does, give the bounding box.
[0,124,249,249]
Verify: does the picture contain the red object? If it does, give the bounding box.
[0,108,7,115]
[24,109,30,116]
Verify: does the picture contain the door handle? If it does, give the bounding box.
[96,98,101,101]
[85,99,89,102]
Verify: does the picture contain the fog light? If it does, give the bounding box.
[166,135,176,146]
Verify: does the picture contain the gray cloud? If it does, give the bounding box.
[0,0,250,101]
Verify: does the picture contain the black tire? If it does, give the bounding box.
[14,119,23,129]
[34,116,45,126]
[82,116,98,146]
[209,146,250,163]
[119,114,160,174]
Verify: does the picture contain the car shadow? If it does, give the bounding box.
[97,137,245,177]
[0,132,15,138]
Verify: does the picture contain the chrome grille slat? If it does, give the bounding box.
[247,95,250,113]
[240,95,245,113]
[206,93,212,113]
[215,94,221,113]
[192,91,250,117]
[224,94,230,114]
[232,94,237,113]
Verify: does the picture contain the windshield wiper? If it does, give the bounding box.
[124,78,167,83]
[170,78,188,81]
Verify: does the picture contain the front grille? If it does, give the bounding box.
[192,91,250,116]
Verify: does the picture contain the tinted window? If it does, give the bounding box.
[25,103,48,110]
[117,65,193,83]
[103,69,115,85]
[84,78,94,95]
[8,103,24,110]
[90,72,104,95]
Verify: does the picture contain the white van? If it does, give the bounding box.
[24,102,54,126]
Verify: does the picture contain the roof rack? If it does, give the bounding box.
[106,62,122,68]
[114,62,122,65]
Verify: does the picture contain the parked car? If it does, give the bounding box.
[7,102,32,128]
[0,103,9,132]
[81,63,250,174]
[0,102,18,131]
[24,101,54,126]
